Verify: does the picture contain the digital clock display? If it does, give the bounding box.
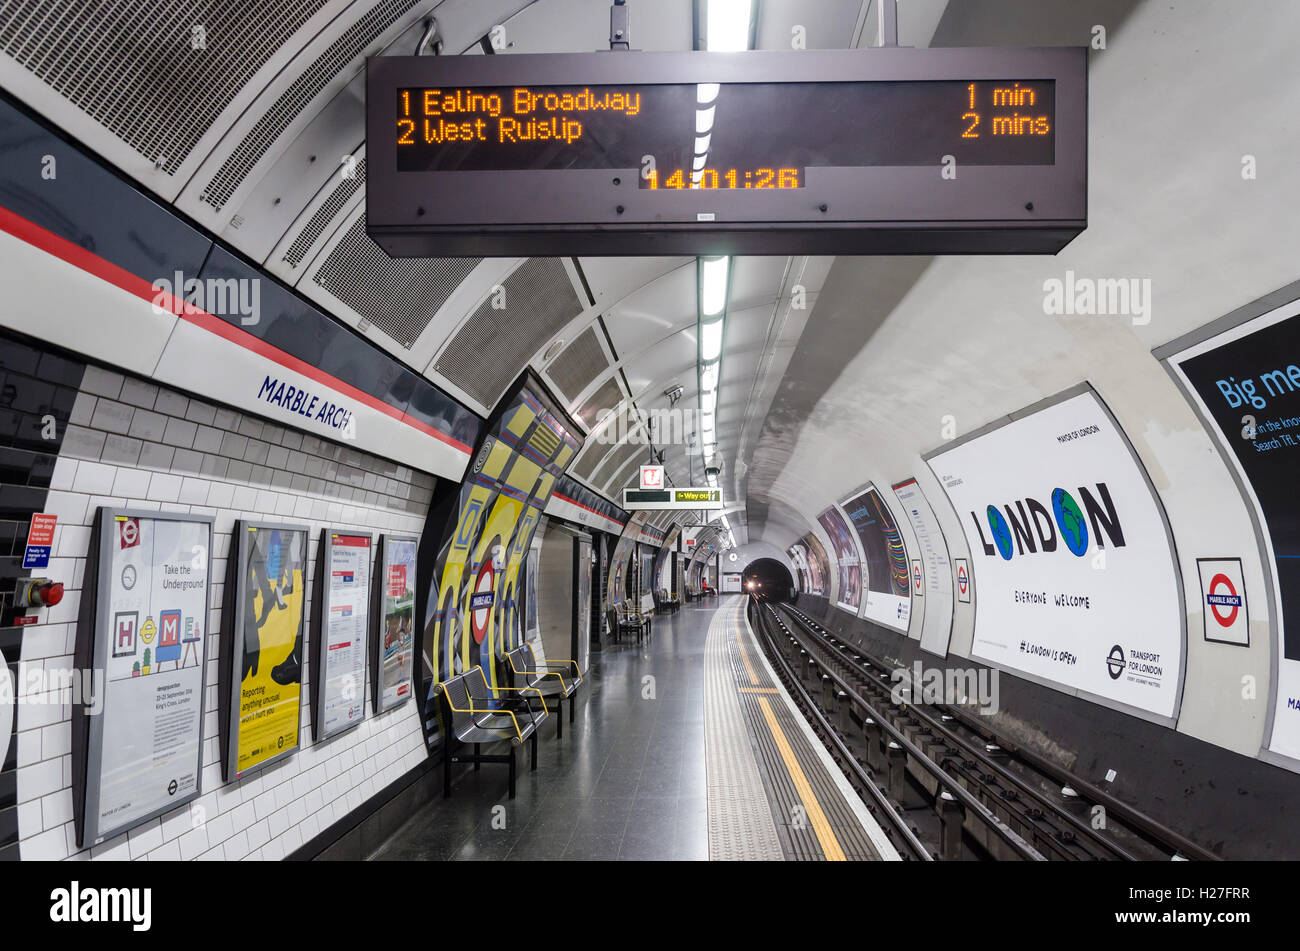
[396,79,1055,183]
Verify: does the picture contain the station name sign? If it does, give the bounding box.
[366,47,1087,257]
[623,487,724,511]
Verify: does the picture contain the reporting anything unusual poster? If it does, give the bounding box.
[926,389,1183,720]
[233,524,306,778]
[1165,298,1300,759]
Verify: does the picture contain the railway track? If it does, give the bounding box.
[748,596,1219,862]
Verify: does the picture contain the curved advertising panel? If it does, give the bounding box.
[1160,292,1300,763]
[893,478,956,656]
[842,485,911,633]
[925,387,1184,722]
[801,532,829,597]
[787,542,809,593]
[818,506,861,613]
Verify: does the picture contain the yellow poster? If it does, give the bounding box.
[235,526,306,777]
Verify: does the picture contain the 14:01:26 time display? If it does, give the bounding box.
[643,167,802,189]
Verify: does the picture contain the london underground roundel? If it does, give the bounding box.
[471,561,495,645]
[1207,573,1241,627]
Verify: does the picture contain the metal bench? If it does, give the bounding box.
[433,665,548,799]
[502,643,583,739]
[608,604,650,644]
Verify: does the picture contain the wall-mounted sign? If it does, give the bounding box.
[367,47,1087,256]
[372,534,418,714]
[312,531,372,740]
[926,387,1184,722]
[955,558,972,604]
[221,522,308,782]
[22,512,56,570]
[911,559,924,596]
[75,508,212,847]
[622,487,723,510]
[1197,558,1249,646]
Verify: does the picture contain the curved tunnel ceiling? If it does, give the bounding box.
[10,0,1286,565]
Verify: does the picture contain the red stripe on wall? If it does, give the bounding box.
[552,492,626,528]
[0,205,472,457]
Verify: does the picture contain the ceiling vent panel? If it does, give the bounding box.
[281,155,364,270]
[597,439,646,495]
[574,375,624,432]
[546,326,608,404]
[0,0,329,176]
[311,214,481,349]
[197,0,416,213]
[435,257,583,411]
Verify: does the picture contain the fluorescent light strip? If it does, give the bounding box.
[701,256,729,316]
[706,0,753,52]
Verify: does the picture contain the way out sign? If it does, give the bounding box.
[1198,558,1248,646]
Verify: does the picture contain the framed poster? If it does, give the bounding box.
[311,530,372,740]
[220,521,308,782]
[74,508,213,848]
[370,534,418,715]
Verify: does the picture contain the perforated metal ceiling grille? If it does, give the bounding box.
[599,439,646,494]
[436,258,583,410]
[575,375,623,431]
[546,326,607,403]
[199,0,415,211]
[0,0,327,175]
[282,156,364,269]
[312,215,481,348]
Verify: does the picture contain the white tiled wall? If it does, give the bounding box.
[15,365,437,860]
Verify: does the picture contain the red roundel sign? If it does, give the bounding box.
[1207,573,1241,627]
[957,563,969,596]
[470,561,495,644]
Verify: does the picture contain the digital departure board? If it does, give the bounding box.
[367,49,1086,257]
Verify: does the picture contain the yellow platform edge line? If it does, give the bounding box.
[756,694,848,862]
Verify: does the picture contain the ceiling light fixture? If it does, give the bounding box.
[706,0,755,53]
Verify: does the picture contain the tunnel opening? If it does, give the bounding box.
[742,558,795,602]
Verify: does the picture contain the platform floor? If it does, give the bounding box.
[369,596,891,861]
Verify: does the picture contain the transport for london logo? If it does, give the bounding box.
[971,482,1126,561]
